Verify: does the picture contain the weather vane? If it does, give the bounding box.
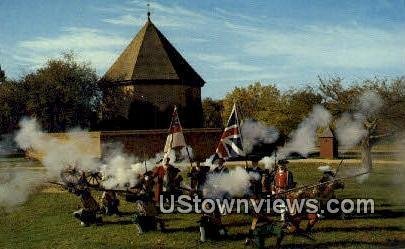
[147,1,151,20]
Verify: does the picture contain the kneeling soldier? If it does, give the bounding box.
[133,200,164,234]
[101,190,120,216]
[198,202,227,242]
[72,172,102,226]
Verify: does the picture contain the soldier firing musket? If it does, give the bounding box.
[50,172,102,227]
[187,161,210,197]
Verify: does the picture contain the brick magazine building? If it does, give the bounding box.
[96,14,221,159]
[99,14,204,130]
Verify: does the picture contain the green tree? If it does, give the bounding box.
[222,82,281,123]
[0,65,5,83]
[222,82,322,135]
[0,81,27,133]
[202,98,223,128]
[319,76,405,169]
[22,53,100,132]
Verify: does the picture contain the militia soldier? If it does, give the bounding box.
[198,202,227,242]
[133,199,165,234]
[272,159,295,194]
[100,190,120,216]
[317,165,344,219]
[261,168,276,194]
[188,161,211,196]
[153,156,182,204]
[272,159,295,221]
[245,199,285,249]
[72,172,101,226]
[245,159,264,198]
[212,158,229,174]
[318,165,336,183]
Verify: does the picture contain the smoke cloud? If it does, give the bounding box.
[335,91,383,150]
[101,153,158,189]
[278,105,331,159]
[15,118,100,178]
[259,155,276,170]
[203,167,258,198]
[1,118,159,209]
[241,119,279,154]
[0,169,43,210]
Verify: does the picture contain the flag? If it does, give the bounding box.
[164,106,187,152]
[215,103,245,160]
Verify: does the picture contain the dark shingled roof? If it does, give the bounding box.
[320,127,334,138]
[102,18,205,87]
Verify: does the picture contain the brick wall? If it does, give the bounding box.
[26,132,102,160]
[28,129,222,162]
[100,128,222,160]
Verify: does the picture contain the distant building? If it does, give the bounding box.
[319,127,338,159]
[99,14,205,130]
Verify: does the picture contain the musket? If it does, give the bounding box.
[267,171,369,198]
[47,181,133,193]
[334,159,344,177]
[48,181,69,188]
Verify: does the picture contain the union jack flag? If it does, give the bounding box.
[164,106,187,152]
[215,103,245,160]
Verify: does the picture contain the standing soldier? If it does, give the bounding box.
[153,156,182,204]
[212,158,229,174]
[188,161,210,196]
[245,158,263,198]
[272,159,295,221]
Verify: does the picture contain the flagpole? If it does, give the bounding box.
[169,106,175,151]
[235,102,248,169]
[169,105,193,167]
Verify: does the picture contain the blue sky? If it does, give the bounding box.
[1,0,404,98]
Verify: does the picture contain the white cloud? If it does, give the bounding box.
[193,53,261,72]
[229,22,405,70]
[104,14,145,26]
[103,0,207,28]
[14,27,127,74]
[19,27,126,51]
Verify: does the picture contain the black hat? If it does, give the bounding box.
[277,159,289,165]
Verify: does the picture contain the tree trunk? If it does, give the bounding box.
[361,134,373,172]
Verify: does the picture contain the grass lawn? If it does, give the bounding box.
[0,160,404,249]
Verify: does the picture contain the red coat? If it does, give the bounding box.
[153,165,166,203]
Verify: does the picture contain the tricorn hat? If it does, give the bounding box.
[277,159,289,165]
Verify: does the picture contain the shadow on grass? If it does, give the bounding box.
[349,209,405,219]
[163,225,200,233]
[313,225,404,233]
[102,219,134,225]
[279,239,405,249]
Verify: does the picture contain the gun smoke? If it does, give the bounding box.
[335,91,383,151]
[241,119,279,154]
[278,105,331,159]
[203,167,258,198]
